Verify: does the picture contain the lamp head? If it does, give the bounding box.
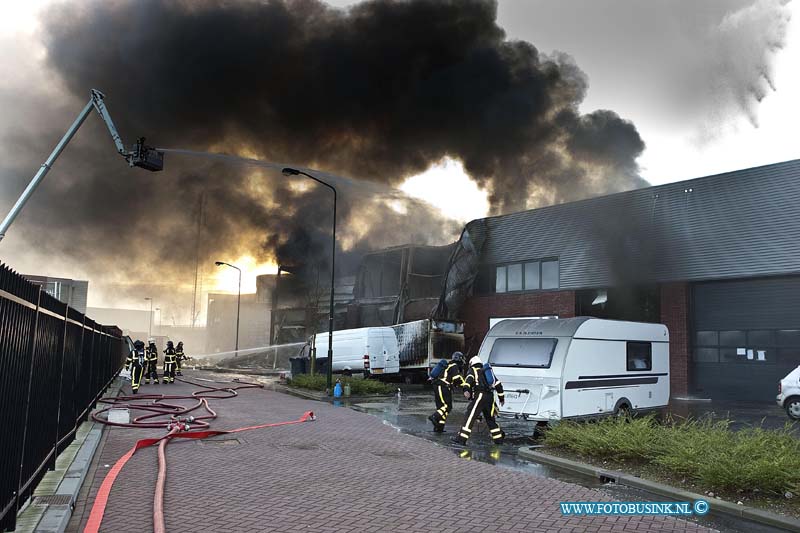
[282,167,300,176]
[214,261,224,266]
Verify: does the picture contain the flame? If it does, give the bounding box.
[209,255,279,294]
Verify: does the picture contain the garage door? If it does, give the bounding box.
[692,277,800,402]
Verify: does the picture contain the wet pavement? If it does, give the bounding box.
[70,372,721,533]
[346,391,793,533]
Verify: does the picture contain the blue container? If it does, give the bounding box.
[333,382,343,397]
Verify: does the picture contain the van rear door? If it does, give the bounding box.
[382,329,400,374]
[367,329,388,374]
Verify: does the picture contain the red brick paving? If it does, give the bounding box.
[67,372,715,533]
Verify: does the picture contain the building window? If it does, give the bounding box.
[507,263,523,291]
[495,266,507,293]
[542,260,559,289]
[524,261,540,290]
[627,341,652,371]
[694,328,784,364]
[494,258,559,293]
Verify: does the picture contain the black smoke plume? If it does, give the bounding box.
[4,0,648,316]
[43,0,646,209]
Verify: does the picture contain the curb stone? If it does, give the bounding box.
[518,447,800,532]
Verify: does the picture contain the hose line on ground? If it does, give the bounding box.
[83,377,316,533]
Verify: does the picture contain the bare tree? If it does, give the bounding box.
[303,264,325,375]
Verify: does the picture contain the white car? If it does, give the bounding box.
[777,366,800,420]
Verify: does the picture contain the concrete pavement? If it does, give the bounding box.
[67,372,715,533]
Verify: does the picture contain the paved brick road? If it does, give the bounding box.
[67,372,715,533]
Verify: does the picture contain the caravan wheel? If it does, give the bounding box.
[614,401,632,420]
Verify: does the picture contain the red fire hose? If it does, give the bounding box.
[83,377,316,533]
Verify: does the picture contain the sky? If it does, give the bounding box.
[401,0,800,219]
[0,0,797,316]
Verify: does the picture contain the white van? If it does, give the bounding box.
[483,317,670,424]
[312,327,400,376]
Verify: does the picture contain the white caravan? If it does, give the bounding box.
[483,317,670,424]
[312,327,400,376]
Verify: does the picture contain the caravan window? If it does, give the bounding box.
[488,338,557,368]
[626,342,652,371]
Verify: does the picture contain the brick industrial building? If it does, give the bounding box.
[445,159,800,402]
[277,159,800,403]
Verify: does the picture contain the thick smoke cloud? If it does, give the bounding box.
[2,0,651,318]
[43,0,645,215]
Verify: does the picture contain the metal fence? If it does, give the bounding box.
[0,263,126,531]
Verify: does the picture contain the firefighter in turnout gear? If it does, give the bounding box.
[126,340,147,394]
[175,341,187,376]
[145,340,159,384]
[427,352,466,432]
[163,341,177,384]
[452,355,505,445]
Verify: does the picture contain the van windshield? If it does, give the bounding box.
[488,338,557,368]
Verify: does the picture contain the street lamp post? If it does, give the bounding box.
[269,266,283,346]
[282,167,337,395]
[215,261,241,356]
[144,297,153,338]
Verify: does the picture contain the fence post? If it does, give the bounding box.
[53,304,69,460]
[16,286,42,516]
[83,319,92,422]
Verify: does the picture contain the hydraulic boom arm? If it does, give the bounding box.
[0,89,163,242]
[90,89,127,156]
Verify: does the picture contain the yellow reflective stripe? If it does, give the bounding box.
[437,386,445,406]
[463,393,483,429]
[490,428,502,433]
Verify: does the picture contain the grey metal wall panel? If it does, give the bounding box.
[477,159,800,288]
[693,277,800,330]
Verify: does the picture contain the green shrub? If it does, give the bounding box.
[545,415,666,462]
[544,414,800,496]
[287,373,394,395]
[287,373,328,391]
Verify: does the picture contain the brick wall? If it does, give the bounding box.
[660,282,690,396]
[460,290,576,356]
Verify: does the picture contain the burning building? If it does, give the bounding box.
[439,159,800,403]
[259,272,355,346]
[350,244,456,326]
